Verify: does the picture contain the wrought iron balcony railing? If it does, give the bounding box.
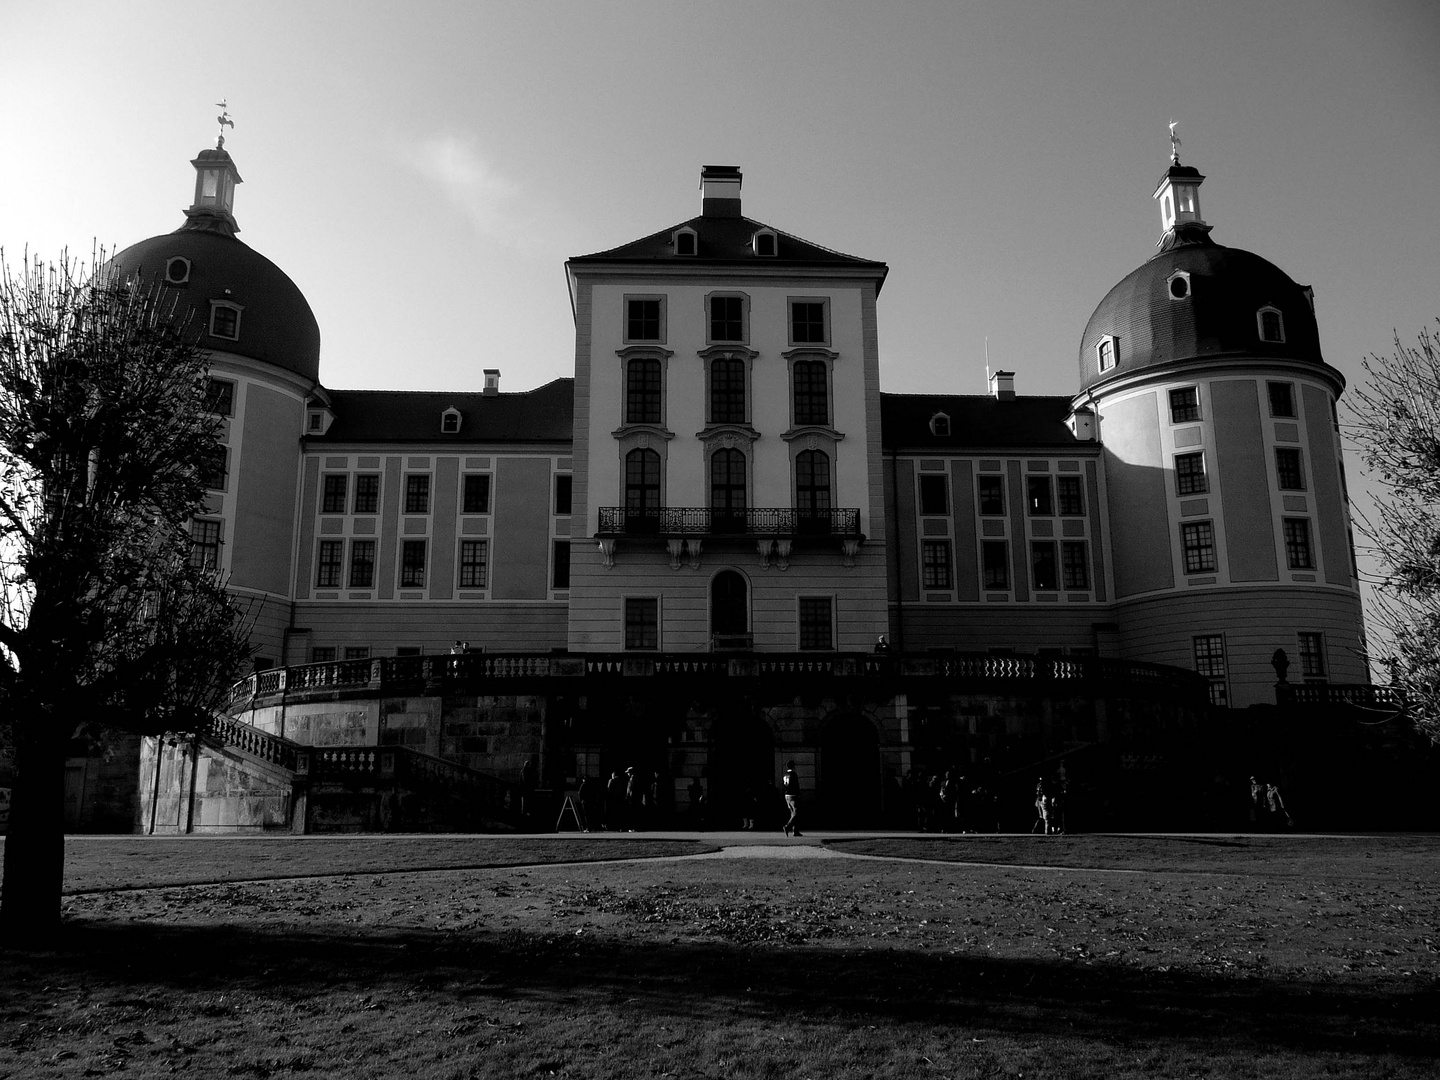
[597,506,860,538]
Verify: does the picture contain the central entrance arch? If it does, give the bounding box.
[819,713,882,828]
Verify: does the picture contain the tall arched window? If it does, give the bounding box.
[625,448,661,533]
[796,449,832,534]
[711,448,747,533]
[711,570,749,649]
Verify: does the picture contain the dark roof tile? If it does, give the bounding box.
[313,378,574,444]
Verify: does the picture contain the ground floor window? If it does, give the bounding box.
[1193,634,1228,706]
[625,597,659,650]
[798,596,834,650]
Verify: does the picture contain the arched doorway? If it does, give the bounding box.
[710,569,750,650]
[709,705,775,829]
[819,714,882,828]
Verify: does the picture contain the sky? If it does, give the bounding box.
[3,0,1436,404]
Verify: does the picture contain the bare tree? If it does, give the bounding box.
[0,250,251,939]
[1346,321,1440,742]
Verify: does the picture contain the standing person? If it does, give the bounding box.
[519,757,538,824]
[625,766,643,831]
[1266,781,1293,829]
[1249,776,1266,828]
[1032,777,1049,834]
[605,770,625,831]
[688,776,706,830]
[782,760,802,837]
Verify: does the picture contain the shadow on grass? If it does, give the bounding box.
[7,919,1438,1064]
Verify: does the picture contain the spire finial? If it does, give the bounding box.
[216,100,234,149]
[1168,120,1182,164]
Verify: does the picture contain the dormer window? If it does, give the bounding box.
[1258,306,1285,343]
[441,407,462,434]
[673,228,697,256]
[1096,335,1118,372]
[165,257,191,285]
[308,412,323,432]
[1167,271,1191,299]
[752,229,777,257]
[208,300,242,341]
[929,413,951,437]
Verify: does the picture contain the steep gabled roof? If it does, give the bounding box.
[569,214,888,290]
[311,378,574,444]
[880,394,1086,452]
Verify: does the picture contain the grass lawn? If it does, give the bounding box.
[2,833,1437,1079]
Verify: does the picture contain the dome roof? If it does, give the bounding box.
[1077,224,1324,393]
[109,229,320,383]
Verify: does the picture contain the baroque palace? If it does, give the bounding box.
[77,136,1383,833]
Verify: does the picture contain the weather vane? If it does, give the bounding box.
[216,100,234,149]
[1168,120,1182,164]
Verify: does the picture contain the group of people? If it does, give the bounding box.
[904,765,1001,833]
[1032,774,1067,835]
[1250,776,1293,829]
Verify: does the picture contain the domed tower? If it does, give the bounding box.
[109,134,322,668]
[1074,148,1365,707]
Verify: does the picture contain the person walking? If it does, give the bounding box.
[782,760,802,837]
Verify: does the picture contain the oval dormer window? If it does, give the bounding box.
[1168,271,1190,299]
[165,257,191,285]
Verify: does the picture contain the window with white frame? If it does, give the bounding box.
[1181,521,1217,573]
[459,540,488,588]
[1193,635,1228,706]
[1096,336,1118,371]
[1175,451,1207,496]
[316,540,344,588]
[1298,632,1326,679]
[1258,306,1285,343]
[208,301,242,341]
[982,541,1009,589]
[625,597,659,650]
[349,540,376,588]
[1284,518,1314,569]
[400,539,427,588]
[922,540,953,589]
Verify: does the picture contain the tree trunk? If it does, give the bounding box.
[0,718,69,943]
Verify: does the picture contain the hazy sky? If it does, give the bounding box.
[2,0,1437,406]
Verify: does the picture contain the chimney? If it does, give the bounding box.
[483,369,500,396]
[988,369,1016,401]
[700,165,742,218]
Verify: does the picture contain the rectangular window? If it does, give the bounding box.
[625,298,662,342]
[790,300,827,344]
[1284,518,1314,569]
[458,539,488,588]
[1027,476,1053,516]
[400,539,427,588]
[792,360,828,426]
[1298,632,1326,678]
[343,646,371,661]
[204,378,235,416]
[1061,541,1089,589]
[1057,476,1084,516]
[978,476,1005,516]
[626,358,662,425]
[709,295,745,342]
[348,540,376,588]
[310,647,336,663]
[353,474,379,514]
[554,475,572,515]
[1275,447,1305,490]
[921,540,953,588]
[210,305,239,340]
[798,597,834,651]
[1169,387,1200,423]
[462,473,491,513]
[189,518,221,569]
[201,445,228,491]
[552,540,570,589]
[405,474,430,514]
[322,473,348,514]
[919,474,949,515]
[316,540,343,587]
[1181,521,1217,573]
[625,597,659,650]
[982,541,1010,589]
[1031,542,1058,591]
[1175,451,1208,496]
[709,357,747,424]
[1268,381,1296,417]
[1193,634,1228,706]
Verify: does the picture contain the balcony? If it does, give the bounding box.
[597,506,861,539]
